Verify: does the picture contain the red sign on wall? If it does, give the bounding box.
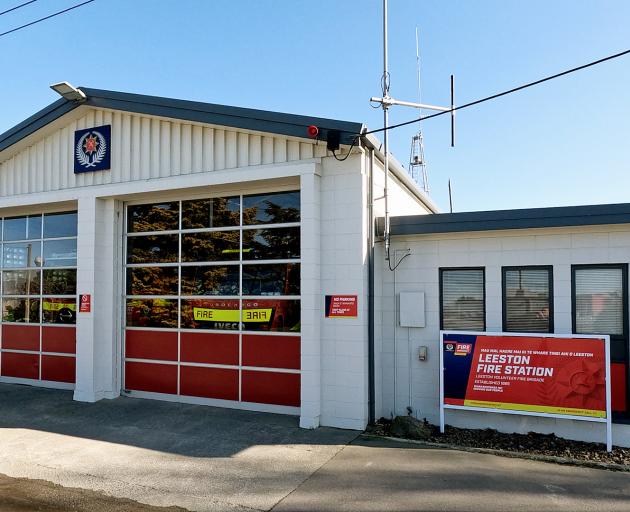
[325,295,358,318]
[79,294,91,313]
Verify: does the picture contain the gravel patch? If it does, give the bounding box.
[367,417,630,467]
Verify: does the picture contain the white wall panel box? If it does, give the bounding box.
[2,85,630,448]
[398,292,425,327]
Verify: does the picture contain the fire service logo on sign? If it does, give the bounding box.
[74,125,111,173]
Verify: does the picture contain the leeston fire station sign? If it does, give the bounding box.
[440,331,613,450]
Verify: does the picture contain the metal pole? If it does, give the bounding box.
[383,0,390,261]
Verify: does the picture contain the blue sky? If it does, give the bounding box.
[1,0,629,212]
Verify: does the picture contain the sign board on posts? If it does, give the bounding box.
[440,331,612,451]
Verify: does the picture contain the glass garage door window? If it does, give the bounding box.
[124,191,301,408]
[0,212,78,385]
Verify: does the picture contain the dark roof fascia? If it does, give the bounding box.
[0,87,364,154]
[382,202,630,236]
[0,97,76,152]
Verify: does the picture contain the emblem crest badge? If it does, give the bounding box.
[74,124,111,173]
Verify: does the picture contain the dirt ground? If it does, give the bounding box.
[0,474,186,512]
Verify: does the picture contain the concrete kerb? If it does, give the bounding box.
[360,434,630,473]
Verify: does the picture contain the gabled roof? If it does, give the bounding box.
[381,202,630,236]
[0,87,364,153]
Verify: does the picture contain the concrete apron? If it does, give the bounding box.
[0,383,359,512]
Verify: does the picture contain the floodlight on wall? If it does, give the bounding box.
[50,81,86,102]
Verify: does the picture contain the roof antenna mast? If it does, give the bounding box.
[409,27,429,194]
[372,0,455,264]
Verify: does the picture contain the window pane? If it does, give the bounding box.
[242,227,300,260]
[43,269,77,295]
[504,268,551,333]
[2,270,40,295]
[126,267,179,296]
[2,298,40,323]
[3,216,27,241]
[242,263,300,296]
[42,298,76,324]
[3,242,41,268]
[575,268,623,335]
[43,212,77,238]
[242,299,300,332]
[27,215,42,240]
[181,232,240,262]
[441,269,485,331]
[127,202,179,233]
[126,298,178,328]
[127,234,178,264]
[181,266,239,295]
[43,239,77,267]
[243,191,300,225]
[182,197,240,229]
[181,298,240,330]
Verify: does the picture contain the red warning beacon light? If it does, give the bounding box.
[307,125,319,139]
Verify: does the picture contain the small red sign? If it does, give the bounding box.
[79,294,91,313]
[325,295,358,318]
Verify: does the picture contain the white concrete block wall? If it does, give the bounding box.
[378,224,630,446]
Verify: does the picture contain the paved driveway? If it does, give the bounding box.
[0,384,358,511]
[0,384,629,512]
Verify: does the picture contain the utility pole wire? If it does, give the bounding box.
[363,48,630,136]
[0,0,38,17]
[0,0,95,38]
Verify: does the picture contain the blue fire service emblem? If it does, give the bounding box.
[74,125,111,173]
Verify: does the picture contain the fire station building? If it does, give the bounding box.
[0,85,629,447]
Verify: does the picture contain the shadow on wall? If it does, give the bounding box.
[0,383,358,458]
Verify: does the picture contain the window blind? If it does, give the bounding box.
[574,267,623,335]
[441,269,485,331]
[504,268,552,333]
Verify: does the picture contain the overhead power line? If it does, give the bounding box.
[0,0,38,17]
[0,0,95,38]
[363,48,630,136]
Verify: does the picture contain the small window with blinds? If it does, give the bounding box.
[440,268,485,331]
[503,266,553,333]
[573,265,626,336]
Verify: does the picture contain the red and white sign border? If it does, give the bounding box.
[439,330,612,452]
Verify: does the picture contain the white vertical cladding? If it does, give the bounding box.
[74,196,119,402]
[319,153,369,430]
[0,108,322,197]
[300,169,322,429]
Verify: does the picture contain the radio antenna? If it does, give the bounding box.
[408,27,429,193]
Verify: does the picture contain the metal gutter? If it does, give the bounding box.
[380,202,630,236]
[0,87,364,155]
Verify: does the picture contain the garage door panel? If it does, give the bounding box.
[125,361,178,394]
[242,334,300,370]
[41,355,75,383]
[241,370,300,407]
[180,366,238,401]
[2,325,40,351]
[125,330,178,361]
[42,326,76,354]
[180,332,239,365]
[1,352,39,380]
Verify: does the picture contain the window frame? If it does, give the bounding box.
[501,265,554,333]
[439,267,486,331]
[571,263,629,362]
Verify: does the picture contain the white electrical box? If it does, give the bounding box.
[399,291,425,327]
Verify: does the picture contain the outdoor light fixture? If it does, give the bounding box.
[49,81,86,102]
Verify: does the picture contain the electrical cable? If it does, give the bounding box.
[0,0,95,38]
[363,48,630,136]
[0,0,37,17]
[332,135,360,161]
